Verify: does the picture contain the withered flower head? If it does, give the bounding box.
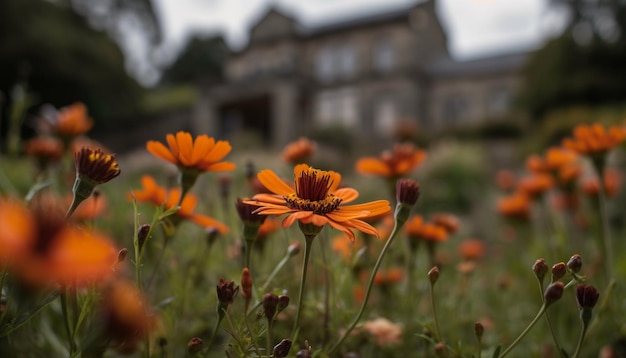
[474,322,484,340]
[277,295,290,313]
[216,279,239,308]
[236,197,267,225]
[428,266,440,285]
[188,337,203,354]
[576,284,599,309]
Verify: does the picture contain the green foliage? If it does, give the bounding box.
[160,36,228,85]
[519,2,626,119]
[0,0,145,130]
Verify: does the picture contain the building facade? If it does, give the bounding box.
[193,0,528,147]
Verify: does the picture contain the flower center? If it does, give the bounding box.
[286,168,343,214]
[285,194,342,215]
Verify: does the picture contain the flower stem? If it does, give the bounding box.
[291,234,316,340]
[60,291,77,355]
[499,304,546,358]
[572,321,589,358]
[537,280,565,357]
[429,280,442,342]
[261,253,290,292]
[266,321,273,358]
[328,219,403,354]
[596,178,614,281]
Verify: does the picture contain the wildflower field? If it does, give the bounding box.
[1,103,626,358]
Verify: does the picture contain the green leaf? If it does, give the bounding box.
[492,345,502,358]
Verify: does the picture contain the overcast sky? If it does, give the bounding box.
[153,0,567,63]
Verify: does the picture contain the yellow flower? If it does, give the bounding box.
[245,164,390,242]
[146,131,235,172]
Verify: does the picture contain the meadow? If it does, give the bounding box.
[0,102,625,358]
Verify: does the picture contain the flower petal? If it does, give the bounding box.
[334,188,359,203]
[203,140,232,163]
[190,135,214,165]
[258,170,294,196]
[282,211,313,227]
[146,141,177,164]
[175,132,194,166]
[205,162,236,172]
[355,158,391,177]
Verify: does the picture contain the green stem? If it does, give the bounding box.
[328,219,403,354]
[260,254,290,292]
[571,322,588,358]
[499,304,546,358]
[291,235,316,339]
[61,291,77,355]
[596,179,614,281]
[245,239,254,270]
[430,281,442,342]
[537,280,565,358]
[266,321,273,358]
[206,310,224,352]
[243,302,262,357]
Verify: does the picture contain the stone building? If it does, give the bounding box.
[192,0,528,147]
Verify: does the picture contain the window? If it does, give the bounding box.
[375,99,397,135]
[487,88,510,114]
[315,48,335,82]
[338,46,356,78]
[443,95,469,123]
[315,45,356,82]
[314,88,359,127]
[374,40,394,73]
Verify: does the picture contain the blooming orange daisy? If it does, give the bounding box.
[130,175,228,233]
[404,215,448,242]
[562,123,626,155]
[146,131,235,172]
[497,192,531,219]
[53,102,94,138]
[516,174,553,198]
[458,239,486,261]
[245,164,390,242]
[355,142,426,178]
[281,137,316,164]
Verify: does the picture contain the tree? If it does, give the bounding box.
[519,0,626,119]
[160,35,228,85]
[0,0,148,136]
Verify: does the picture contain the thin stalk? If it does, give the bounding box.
[596,180,614,281]
[242,303,261,357]
[266,321,273,358]
[328,220,402,354]
[206,312,224,353]
[499,304,546,358]
[260,253,290,292]
[571,322,588,358]
[60,291,77,355]
[291,235,316,339]
[429,282,442,342]
[319,236,331,346]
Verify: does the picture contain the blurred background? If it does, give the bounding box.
[1,0,626,160]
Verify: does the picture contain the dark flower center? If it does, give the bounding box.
[286,168,342,214]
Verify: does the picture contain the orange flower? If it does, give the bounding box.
[245,164,390,242]
[581,169,621,198]
[130,175,228,233]
[404,215,448,242]
[517,174,553,198]
[495,169,516,191]
[24,137,63,164]
[0,196,117,287]
[68,192,107,221]
[355,143,426,178]
[527,148,579,173]
[431,213,460,234]
[257,218,281,239]
[281,137,316,164]
[146,131,235,172]
[562,123,626,155]
[458,239,485,260]
[53,102,94,138]
[374,268,404,286]
[497,192,530,219]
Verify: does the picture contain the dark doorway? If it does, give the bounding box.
[218,94,271,144]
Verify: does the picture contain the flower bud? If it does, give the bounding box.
[277,295,290,313]
[116,248,128,264]
[241,268,253,303]
[576,284,599,309]
[428,266,440,285]
[216,279,239,308]
[296,349,312,358]
[544,281,565,307]
[263,292,279,322]
[137,224,151,249]
[287,242,301,257]
[395,179,420,224]
[551,262,567,281]
[273,339,292,358]
[474,322,484,340]
[188,337,203,354]
[434,342,446,357]
[567,254,582,274]
[532,258,549,284]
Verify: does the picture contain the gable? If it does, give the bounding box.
[250,9,297,44]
